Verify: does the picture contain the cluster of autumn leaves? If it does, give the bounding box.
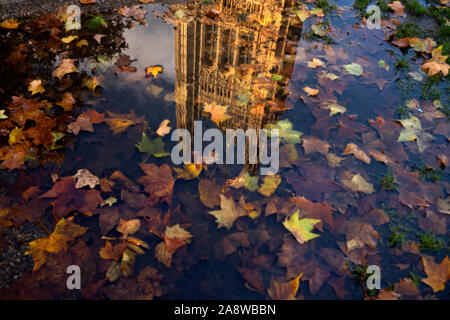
[0,0,449,300]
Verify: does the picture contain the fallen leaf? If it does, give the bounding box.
[117,218,141,238]
[67,114,94,136]
[421,256,450,292]
[156,119,171,136]
[138,163,175,206]
[208,195,247,229]
[203,101,231,126]
[341,171,375,194]
[25,217,88,270]
[342,143,371,164]
[173,164,202,180]
[198,179,222,208]
[0,19,20,29]
[303,86,319,96]
[145,65,163,78]
[258,174,281,197]
[302,137,330,155]
[53,59,78,79]
[73,169,100,189]
[28,80,45,95]
[105,118,135,134]
[421,45,449,76]
[283,210,321,244]
[388,1,406,17]
[344,63,363,76]
[267,274,302,300]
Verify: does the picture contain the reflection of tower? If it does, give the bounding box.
[174,0,301,134]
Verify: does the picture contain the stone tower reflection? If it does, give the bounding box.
[174,0,302,133]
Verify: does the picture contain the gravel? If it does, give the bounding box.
[0,0,187,20]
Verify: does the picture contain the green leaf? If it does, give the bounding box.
[85,16,106,32]
[265,119,302,144]
[242,172,259,192]
[136,132,170,159]
[344,63,363,76]
[271,74,283,81]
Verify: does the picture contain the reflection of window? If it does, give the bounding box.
[219,29,234,68]
[238,32,254,65]
[204,24,218,67]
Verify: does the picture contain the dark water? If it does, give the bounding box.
[0,0,449,300]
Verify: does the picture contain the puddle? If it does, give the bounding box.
[0,0,448,300]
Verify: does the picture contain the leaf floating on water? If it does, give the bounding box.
[0,19,20,29]
[145,65,163,78]
[25,217,88,271]
[341,172,375,194]
[257,174,281,197]
[105,118,135,135]
[421,256,450,292]
[53,59,78,79]
[303,86,319,96]
[203,101,231,126]
[208,195,247,229]
[173,164,202,180]
[73,169,100,189]
[265,119,302,144]
[267,274,302,300]
[397,116,434,152]
[344,63,363,76]
[28,80,45,95]
[136,133,170,159]
[283,210,321,244]
[156,119,171,136]
[421,45,449,76]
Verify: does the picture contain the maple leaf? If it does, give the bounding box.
[267,274,302,300]
[421,256,450,292]
[138,163,175,206]
[56,92,76,111]
[99,241,128,261]
[388,1,406,16]
[208,195,247,229]
[28,80,45,95]
[203,101,231,126]
[173,164,202,180]
[82,76,101,91]
[73,169,100,189]
[344,220,380,251]
[0,19,20,29]
[257,174,281,197]
[156,119,171,136]
[53,59,78,79]
[283,210,321,244]
[136,133,170,160]
[198,179,222,208]
[26,217,88,271]
[145,65,163,78]
[119,5,147,21]
[421,45,449,76]
[155,224,192,268]
[397,115,434,152]
[67,114,94,136]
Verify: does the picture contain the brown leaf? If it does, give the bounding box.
[267,274,302,300]
[67,114,94,136]
[422,256,450,292]
[137,163,175,206]
[198,179,222,208]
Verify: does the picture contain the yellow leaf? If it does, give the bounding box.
[105,118,135,134]
[61,35,78,43]
[0,18,20,29]
[421,45,449,76]
[25,217,88,271]
[76,39,89,47]
[306,58,325,69]
[145,65,163,78]
[421,256,450,292]
[267,274,302,300]
[303,86,319,96]
[258,174,281,197]
[208,195,246,229]
[173,164,202,180]
[28,79,45,95]
[283,210,321,244]
[341,172,375,194]
[203,101,231,126]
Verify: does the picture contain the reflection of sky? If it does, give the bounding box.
[122,5,175,82]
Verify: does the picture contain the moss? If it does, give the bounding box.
[389,227,406,248]
[414,160,443,182]
[421,74,442,100]
[377,0,390,11]
[378,171,398,191]
[316,0,337,14]
[403,0,429,16]
[394,56,410,70]
[418,232,445,251]
[396,105,409,118]
[353,0,370,12]
[395,22,424,38]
